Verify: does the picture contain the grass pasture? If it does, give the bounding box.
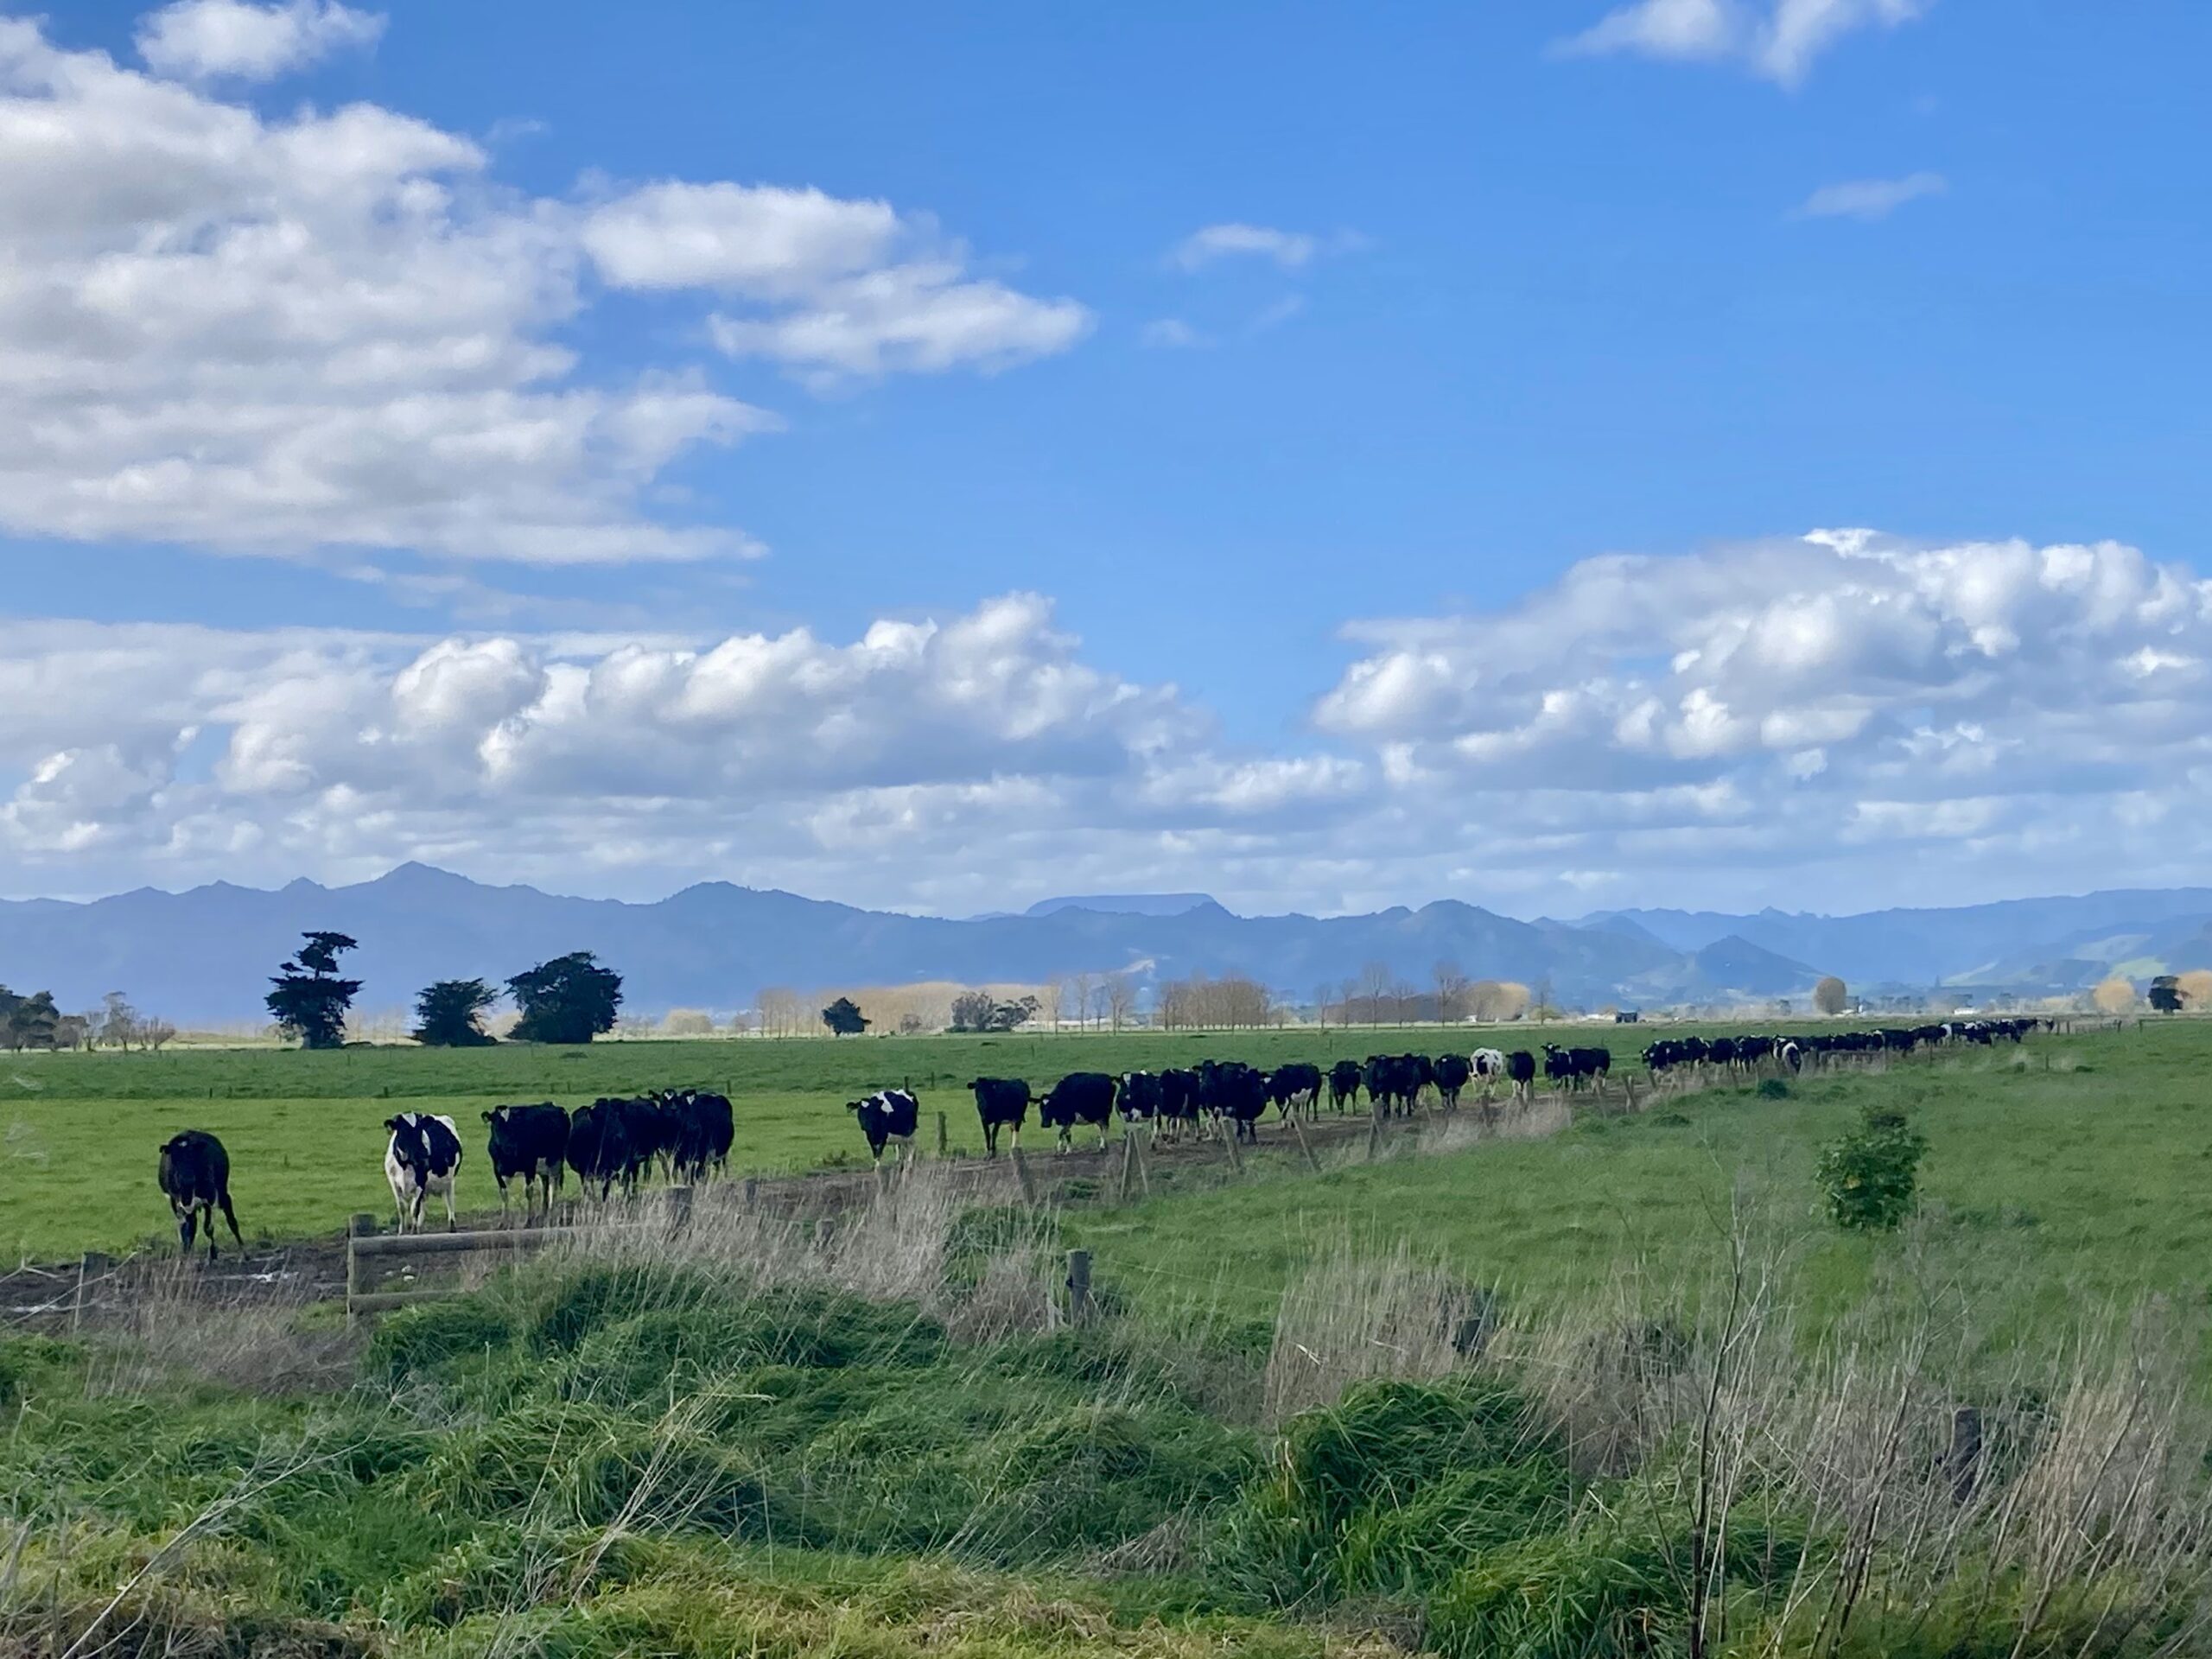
[4,1020,2209,1656]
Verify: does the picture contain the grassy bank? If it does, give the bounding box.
[4,1164,2205,1658]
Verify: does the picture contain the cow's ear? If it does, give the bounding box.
[384,1116,403,1132]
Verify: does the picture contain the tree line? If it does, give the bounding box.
[264,932,626,1049]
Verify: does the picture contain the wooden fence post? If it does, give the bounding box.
[1066,1249,1093,1324]
[1011,1146,1039,1208]
[742,1176,759,1211]
[345,1213,377,1330]
[666,1185,693,1231]
[1288,1115,1321,1174]
[1129,1127,1151,1198]
[74,1251,112,1333]
[1367,1112,1384,1163]
[1219,1119,1243,1175]
[936,1111,949,1157]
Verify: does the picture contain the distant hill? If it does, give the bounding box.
[3,866,2207,1023]
[1024,894,1219,918]
[1587,890,2212,991]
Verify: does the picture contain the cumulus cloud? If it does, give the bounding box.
[136,0,383,82]
[1792,171,1947,220]
[1559,0,1929,86]
[0,599,1277,902]
[1310,532,2212,903]
[0,14,1084,565]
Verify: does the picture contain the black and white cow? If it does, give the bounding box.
[849,1088,921,1164]
[157,1129,242,1261]
[1268,1062,1324,1120]
[1119,1071,1166,1133]
[484,1102,569,1220]
[385,1111,464,1233]
[969,1077,1031,1156]
[1037,1071,1116,1151]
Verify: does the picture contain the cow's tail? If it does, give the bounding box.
[219,1187,243,1245]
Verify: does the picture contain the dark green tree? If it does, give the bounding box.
[0,987,59,1051]
[821,995,870,1037]
[413,977,499,1046]
[2149,975,2184,1014]
[264,931,360,1049]
[507,951,622,1044]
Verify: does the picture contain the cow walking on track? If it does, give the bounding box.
[385,1112,464,1233]
[158,1129,243,1261]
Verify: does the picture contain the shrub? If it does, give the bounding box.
[1815,1105,1928,1231]
[1755,1077,1790,1100]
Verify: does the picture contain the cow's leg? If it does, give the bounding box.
[442,1179,458,1230]
[200,1201,219,1262]
[176,1203,194,1256]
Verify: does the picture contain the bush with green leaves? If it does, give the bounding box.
[1815,1105,1928,1231]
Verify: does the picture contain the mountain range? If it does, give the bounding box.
[1,864,2207,1025]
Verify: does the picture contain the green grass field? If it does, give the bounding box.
[1071,1021,2212,1357]
[0,1020,2193,1289]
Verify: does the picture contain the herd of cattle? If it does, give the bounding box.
[150,1018,2049,1258]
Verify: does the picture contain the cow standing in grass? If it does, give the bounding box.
[157,1129,243,1261]
[1328,1059,1363,1112]
[969,1077,1030,1156]
[1037,1072,1116,1152]
[484,1103,569,1221]
[385,1112,464,1233]
[850,1089,920,1165]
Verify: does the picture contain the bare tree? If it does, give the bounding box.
[99,990,139,1052]
[1432,959,1471,1025]
[1105,973,1137,1031]
[1042,977,1066,1033]
[1313,982,1336,1028]
[1066,972,1096,1032]
[757,986,804,1037]
[1356,961,1391,1026]
[142,1016,178,1052]
[1389,980,1420,1026]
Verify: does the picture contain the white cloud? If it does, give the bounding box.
[0,14,1084,566]
[1559,0,1929,86]
[1164,223,1366,272]
[1793,171,1946,220]
[137,0,383,82]
[10,531,2212,917]
[1141,318,1211,350]
[1170,223,1316,270]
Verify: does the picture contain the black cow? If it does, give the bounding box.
[1327,1059,1363,1111]
[1159,1067,1203,1141]
[607,1096,677,1185]
[1199,1060,1270,1142]
[1432,1052,1472,1112]
[1506,1050,1537,1103]
[566,1100,634,1200]
[1037,1071,1116,1151]
[665,1090,734,1184]
[484,1103,569,1220]
[1268,1062,1324,1120]
[849,1088,920,1163]
[969,1077,1031,1156]
[157,1129,242,1261]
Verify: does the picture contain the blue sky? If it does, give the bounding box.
[5,0,2211,916]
